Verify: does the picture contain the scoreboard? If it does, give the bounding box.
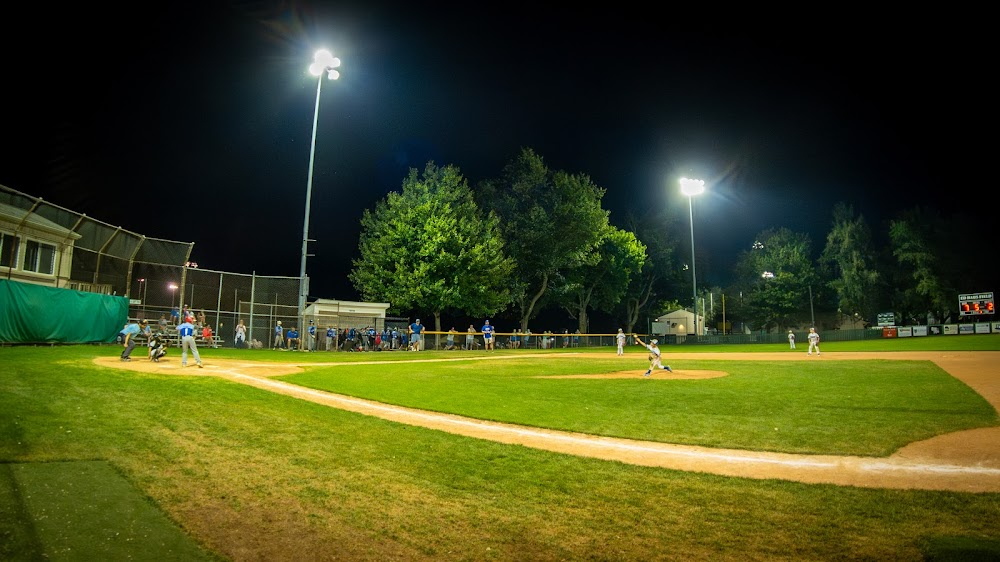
[959,292,995,316]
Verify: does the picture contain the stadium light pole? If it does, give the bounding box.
[680,177,705,337]
[299,49,341,347]
[168,283,178,311]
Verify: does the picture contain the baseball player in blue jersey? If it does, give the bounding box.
[633,334,671,376]
[482,320,495,351]
[326,326,336,351]
[177,320,203,368]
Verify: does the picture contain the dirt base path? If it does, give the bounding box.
[96,351,1000,493]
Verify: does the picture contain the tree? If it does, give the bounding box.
[820,203,883,326]
[554,226,646,334]
[616,211,681,334]
[887,207,956,324]
[732,228,819,331]
[476,148,609,331]
[349,162,513,343]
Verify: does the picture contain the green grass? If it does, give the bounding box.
[1,339,999,561]
[283,357,996,456]
[1,461,214,561]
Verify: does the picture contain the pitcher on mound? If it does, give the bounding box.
[634,334,672,377]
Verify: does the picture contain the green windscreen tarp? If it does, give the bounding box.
[0,279,128,343]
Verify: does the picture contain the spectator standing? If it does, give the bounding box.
[563,329,570,348]
[446,327,457,350]
[409,318,423,351]
[466,324,476,350]
[234,319,247,348]
[177,319,204,368]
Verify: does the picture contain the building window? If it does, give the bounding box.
[23,240,56,275]
[0,232,19,268]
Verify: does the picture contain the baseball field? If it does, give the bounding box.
[2,336,999,560]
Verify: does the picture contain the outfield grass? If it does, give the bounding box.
[1,337,999,560]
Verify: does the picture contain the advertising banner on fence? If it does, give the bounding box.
[959,324,975,335]
[994,322,1000,333]
[881,327,897,338]
[975,323,991,334]
[897,326,913,337]
[913,326,928,336]
[943,324,959,335]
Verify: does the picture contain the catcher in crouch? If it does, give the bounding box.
[633,334,672,377]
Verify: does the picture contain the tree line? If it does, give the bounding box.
[349,147,990,335]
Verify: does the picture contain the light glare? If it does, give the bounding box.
[680,177,706,197]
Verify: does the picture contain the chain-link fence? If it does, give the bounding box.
[3,184,397,349]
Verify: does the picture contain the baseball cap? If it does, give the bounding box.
[651,339,658,345]
[416,318,420,322]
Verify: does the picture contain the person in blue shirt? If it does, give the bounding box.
[307,320,316,351]
[176,320,203,368]
[273,321,284,350]
[326,326,337,352]
[286,326,300,350]
[409,319,423,351]
[119,320,147,361]
[482,320,495,351]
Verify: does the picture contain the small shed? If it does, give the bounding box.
[303,298,392,330]
[652,309,704,336]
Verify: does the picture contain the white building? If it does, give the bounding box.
[0,202,80,289]
[651,309,705,337]
[303,298,392,329]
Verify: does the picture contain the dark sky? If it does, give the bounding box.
[3,4,992,303]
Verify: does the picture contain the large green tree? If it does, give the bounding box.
[476,148,609,331]
[887,207,956,324]
[820,203,883,327]
[554,226,646,334]
[350,162,513,342]
[732,228,819,331]
[616,211,681,334]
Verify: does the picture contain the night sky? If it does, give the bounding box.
[3,5,992,304]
